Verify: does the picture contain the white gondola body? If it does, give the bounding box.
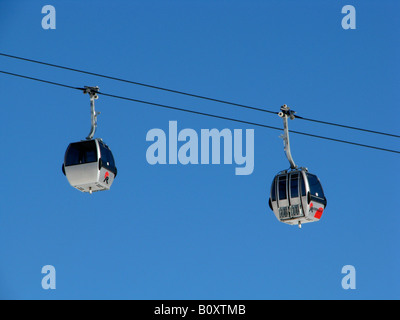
[65,163,115,193]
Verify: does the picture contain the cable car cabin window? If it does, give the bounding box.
[300,173,306,196]
[307,173,325,199]
[271,177,277,202]
[278,176,287,200]
[290,174,299,198]
[99,143,116,173]
[65,141,97,166]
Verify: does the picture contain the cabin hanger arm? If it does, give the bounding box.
[84,86,100,140]
[278,104,297,170]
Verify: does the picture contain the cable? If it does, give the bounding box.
[295,115,400,139]
[2,52,398,138]
[1,69,399,155]
[99,92,400,154]
[0,52,277,116]
[0,70,82,91]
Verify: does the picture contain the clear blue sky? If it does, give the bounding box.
[0,0,399,299]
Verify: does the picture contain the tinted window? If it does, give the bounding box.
[99,143,116,171]
[300,173,306,196]
[271,177,277,201]
[278,176,287,200]
[307,173,325,198]
[86,149,97,163]
[65,141,97,166]
[65,145,80,166]
[290,173,299,198]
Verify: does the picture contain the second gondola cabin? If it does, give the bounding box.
[269,168,327,227]
[62,138,117,193]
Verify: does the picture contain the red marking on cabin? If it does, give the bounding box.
[314,207,324,219]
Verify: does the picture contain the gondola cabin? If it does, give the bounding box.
[62,138,117,193]
[269,168,327,227]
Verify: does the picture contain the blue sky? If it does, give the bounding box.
[0,0,399,299]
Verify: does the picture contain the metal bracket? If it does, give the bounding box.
[278,104,297,170]
[84,86,100,140]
